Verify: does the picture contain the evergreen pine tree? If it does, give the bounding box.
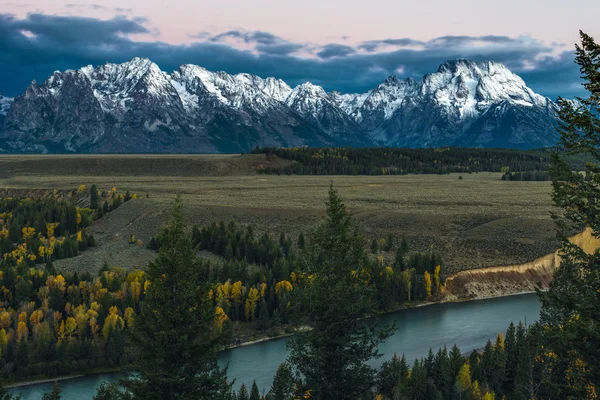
[41,382,61,400]
[268,364,294,400]
[287,185,395,400]
[237,384,249,400]
[384,233,393,252]
[408,359,428,400]
[540,31,600,396]
[90,184,99,210]
[249,381,260,400]
[370,237,378,254]
[503,322,517,394]
[122,196,232,399]
[297,233,305,250]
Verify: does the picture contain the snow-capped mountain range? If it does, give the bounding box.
[0,58,565,153]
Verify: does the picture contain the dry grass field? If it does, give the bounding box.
[0,154,558,274]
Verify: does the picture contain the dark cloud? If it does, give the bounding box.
[317,44,356,59]
[0,13,584,101]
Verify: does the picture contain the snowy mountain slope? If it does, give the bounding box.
[0,58,566,153]
[365,60,561,148]
[1,58,360,153]
[286,82,367,145]
[0,94,12,116]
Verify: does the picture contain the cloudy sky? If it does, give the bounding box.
[0,0,598,98]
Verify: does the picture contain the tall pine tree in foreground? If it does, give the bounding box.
[287,184,395,400]
[123,196,233,399]
[541,30,600,398]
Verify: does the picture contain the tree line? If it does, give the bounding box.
[250,147,586,177]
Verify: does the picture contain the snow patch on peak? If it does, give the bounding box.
[0,94,13,116]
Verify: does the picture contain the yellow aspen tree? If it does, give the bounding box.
[130,281,142,303]
[89,315,99,339]
[30,309,43,327]
[434,265,441,294]
[456,362,472,393]
[482,392,495,400]
[65,317,77,340]
[424,271,432,299]
[18,311,27,325]
[214,306,228,330]
[21,227,36,240]
[74,307,89,338]
[231,281,243,306]
[275,280,293,294]
[0,311,12,330]
[102,313,124,338]
[259,282,267,298]
[17,321,28,342]
[472,381,482,399]
[57,320,66,344]
[244,288,259,321]
[124,307,135,329]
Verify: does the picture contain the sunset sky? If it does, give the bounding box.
[1,0,598,98]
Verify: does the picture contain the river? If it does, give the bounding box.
[10,293,541,399]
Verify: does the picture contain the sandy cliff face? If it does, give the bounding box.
[444,228,600,300]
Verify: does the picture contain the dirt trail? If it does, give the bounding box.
[444,228,600,300]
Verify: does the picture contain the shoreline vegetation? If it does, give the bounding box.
[5,226,597,391]
[5,290,537,390]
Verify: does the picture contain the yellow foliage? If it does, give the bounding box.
[30,309,43,326]
[231,281,244,305]
[482,392,495,400]
[77,184,87,193]
[424,271,432,299]
[0,311,11,330]
[214,306,228,329]
[65,316,77,339]
[17,321,28,342]
[275,280,293,294]
[47,275,66,292]
[102,313,124,338]
[245,288,259,321]
[76,230,83,242]
[124,307,135,329]
[0,228,8,239]
[18,311,27,324]
[434,265,441,294]
[130,281,142,303]
[21,226,36,240]
[259,283,267,298]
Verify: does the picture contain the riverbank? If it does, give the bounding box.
[5,368,121,389]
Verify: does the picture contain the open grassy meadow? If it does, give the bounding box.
[0,154,557,274]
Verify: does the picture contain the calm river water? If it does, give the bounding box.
[11,293,541,399]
